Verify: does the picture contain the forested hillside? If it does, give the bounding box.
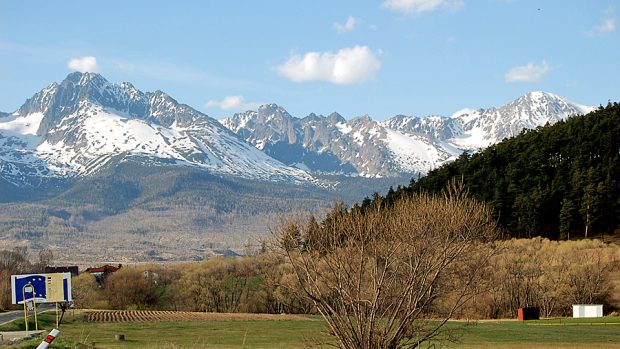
[377,103,620,239]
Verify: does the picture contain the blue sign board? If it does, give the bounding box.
[11,273,72,304]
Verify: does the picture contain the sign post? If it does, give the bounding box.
[22,283,36,335]
[11,273,73,333]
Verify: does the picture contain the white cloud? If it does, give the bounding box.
[381,0,464,14]
[595,18,616,34]
[277,46,382,85]
[206,95,261,111]
[67,56,99,72]
[505,61,550,83]
[589,7,616,36]
[589,15,616,35]
[334,16,358,33]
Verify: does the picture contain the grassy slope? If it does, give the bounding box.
[2,313,620,348]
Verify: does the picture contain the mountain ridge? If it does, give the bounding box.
[221,91,594,177]
[1,73,595,188]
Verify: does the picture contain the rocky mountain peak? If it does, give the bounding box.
[348,114,375,127]
[257,103,293,121]
[327,112,345,124]
[501,91,590,115]
[516,91,558,103]
[447,91,596,149]
[302,112,321,122]
[76,71,107,86]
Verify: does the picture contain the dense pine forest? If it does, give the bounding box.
[373,103,620,240]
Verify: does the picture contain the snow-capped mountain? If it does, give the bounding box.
[222,104,457,177]
[0,73,595,186]
[221,92,594,177]
[0,72,313,186]
[446,91,594,149]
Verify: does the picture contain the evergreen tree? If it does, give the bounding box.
[559,198,575,240]
[580,168,602,238]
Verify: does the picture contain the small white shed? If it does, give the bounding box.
[572,304,603,318]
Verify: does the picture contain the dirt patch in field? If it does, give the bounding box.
[84,310,314,323]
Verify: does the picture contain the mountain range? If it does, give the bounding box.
[221,92,593,177]
[1,73,593,188]
[0,72,596,262]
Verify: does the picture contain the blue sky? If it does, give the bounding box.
[1,0,618,120]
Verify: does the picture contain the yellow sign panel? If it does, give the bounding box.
[45,273,65,303]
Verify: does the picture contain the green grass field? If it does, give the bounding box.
[2,312,620,348]
[441,317,620,348]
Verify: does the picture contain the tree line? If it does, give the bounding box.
[1,240,617,318]
[52,237,616,319]
[369,103,620,240]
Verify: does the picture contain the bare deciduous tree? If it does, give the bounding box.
[274,182,498,349]
[0,247,32,310]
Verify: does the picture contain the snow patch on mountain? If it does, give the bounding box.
[383,129,434,172]
[335,122,352,134]
[0,112,44,136]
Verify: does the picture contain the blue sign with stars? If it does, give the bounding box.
[12,274,47,303]
[11,273,72,304]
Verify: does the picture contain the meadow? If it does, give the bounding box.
[2,311,620,349]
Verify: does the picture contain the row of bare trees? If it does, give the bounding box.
[471,238,618,319]
[0,247,53,310]
[70,254,314,314]
[6,239,616,320]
